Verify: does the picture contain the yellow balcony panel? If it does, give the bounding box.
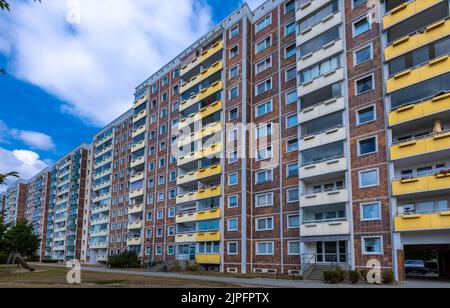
[176,187,221,204]
[132,125,146,138]
[177,164,221,185]
[133,109,147,123]
[134,96,147,108]
[129,188,144,199]
[128,204,143,215]
[130,156,145,168]
[395,212,450,231]
[388,93,450,126]
[130,172,145,183]
[181,41,224,77]
[175,233,196,243]
[175,209,221,224]
[392,172,450,196]
[385,19,450,61]
[181,61,223,94]
[386,55,450,94]
[179,101,222,130]
[178,122,222,147]
[195,254,221,265]
[127,238,141,246]
[128,221,143,230]
[131,140,145,153]
[180,81,223,112]
[391,132,450,160]
[196,231,221,242]
[177,143,222,166]
[383,0,443,30]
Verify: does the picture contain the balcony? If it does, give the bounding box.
[298,68,344,96]
[300,188,349,208]
[176,209,221,224]
[92,193,111,203]
[95,133,113,147]
[297,39,343,71]
[392,170,450,196]
[388,93,450,126]
[179,101,222,129]
[91,205,110,215]
[127,238,141,246]
[128,221,143,230]
[297,11,342,46]
[195,254,221,265]
[97,255,107,262]
[133,109,147,123]
[91,242,108,249]
[180,80,223,112]
[128,204,144,215]
[92,180,111,191]
[176,187,221,204]
[181,41,223,77]
[130,172,145,183]
[175,231,221,243]
[53,246,65,251]
[391,131,450,160]
[299,157,347,180]
[297,0,333,20]
[395,211,450,231]
[94,168,111,180]
[385,19,450,61]
[94,156,113,169]
[95,144,113,158]
[90,217,109,226]
[177,143,222,166]
[131,140,145,153]
[386,55,450,94]
[129,188,144,199]
[89,229,108,237]
[299,126,346,151]
[299,97,345,124]
[178,122,222,147]
[300,219,350,237]
[132,125,146,138]
[181,61,223,94]
[130,156,145,168]
[177,165,222,186]
[134,95,147,108]
[383,0,443,30]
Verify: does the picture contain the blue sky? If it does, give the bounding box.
[0,0,264,189]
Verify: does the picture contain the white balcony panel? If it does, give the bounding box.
[296,0,337,21]
[299,157,347,180]
[300,188,349,208]
[297,39,343,71]
[300,220,350,237]
[298,68,344,97]
[297,12,342,46]
[299,97,345,124]
[299,126,347,151]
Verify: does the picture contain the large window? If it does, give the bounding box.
[299,26,340,57]
[300,55,341,84]
[362,237,383,255]
[359,169,379,188]
[256,15,272,33]
[255,193,274,208]
[299,0,339,33]
[256,36,271,54]
[256,217,274,231]
[361,202,381,221]
[256,242,274,255]
[301,112,342,136]
[300,82,342,109]
[302,141,344,165]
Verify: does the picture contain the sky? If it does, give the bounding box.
[0,0,266,191]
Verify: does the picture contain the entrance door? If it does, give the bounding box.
[316,241,347,264]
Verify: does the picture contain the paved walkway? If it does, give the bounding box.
[34,263,450,288]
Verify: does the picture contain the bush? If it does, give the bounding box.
[107,252,141,269]
[0,251,8,265]
[382,270,394,284]
[323,270,341,284]
[185,261,201,272]
[349,271,360,284]
[358,269,369,282]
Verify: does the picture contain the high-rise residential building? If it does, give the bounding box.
[2,180,28,225]
[44,144,90,262]
[24,168,51,261]
[0,192,5,216]
[382,0,450,280]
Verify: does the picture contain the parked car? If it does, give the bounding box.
[405,260,427,275]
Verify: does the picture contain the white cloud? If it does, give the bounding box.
[1,0,213,126]
[0,148,50,192]
[0,121,55,151]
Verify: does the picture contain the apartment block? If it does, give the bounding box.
[382,0,450,280]
[2,180,28,225]
[0,192,5,216]
[44,144,89,262]
[24,168,51,261]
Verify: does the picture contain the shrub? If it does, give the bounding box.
[323,270,341,284]
[185,261,201,272]
[349,271,360,284]
[382,270,394,284]
[336,268,346,282]
[107,252,141,269]
[358,269,369,282]
[0,251,8,265]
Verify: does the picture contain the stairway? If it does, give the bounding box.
[304,265,331,281]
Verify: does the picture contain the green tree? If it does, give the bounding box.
[3,221,40,258]
[0,172,19,185]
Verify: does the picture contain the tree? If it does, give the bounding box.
[3,221,40,258]
[0,172,19,185]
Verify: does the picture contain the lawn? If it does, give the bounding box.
[0,265,239,288]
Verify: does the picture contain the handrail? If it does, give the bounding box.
[303,217,347,224]
[398,208,450,216]
[388,53,450,79]
[393,129,450,145]
[299,95,343,112]
[301,253,317,277]
[394,167,450,181]
[301,186,346,196]
[301,124,344,139]
[391,91,450,111]
[301,155,344,167]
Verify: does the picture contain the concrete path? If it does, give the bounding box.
[33,263,450,288]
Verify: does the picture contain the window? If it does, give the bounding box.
[286,66,296,81]
[257,123,272,138]
[285,21,296,37]
[256,36,271,54]
[285,43,296,59]
[229,86,239,100]
[228,218,238,231]
[167,245,174,255]
[362,237,383,255]
[287,163,299,177]
[353,0,367,9]
[228,129,238,142]
[286,114,298,128]
[285,0,295,13]
[299,1,339,33]
[359,169,379,188]
[256,15,272,33]
[255,57,272,74]
[286,90,297,105]
[227,242,238,255]
[146,211,153,221]
[353,17,371,37]
[229,25,239,39]
[361,202,381,221]
[287,188,299,203]
[256,101,273,117]
[157,209,163,220]
[228,195,238,208]
[168,207,175,218]
[256,217,274,231]
[228,150,238,164]
[355,75,374,95]
[230,45,239,58]
[357,106,375,125]
[256,242,274,255]
[358,137,377,156]
[255,193,273,207]
[287,215,300,228]
[156,245,163,255]
[354,45,372,65]
[300,55,340,83]
[288,241,300,255]
[229,107,238,120]
[256,146,273,161]
[255,79,272,95]
[229,66,239,79]
[228,173,238,186]
[299,26,340,57]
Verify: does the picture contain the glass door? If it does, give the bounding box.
[316,241,347,263]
